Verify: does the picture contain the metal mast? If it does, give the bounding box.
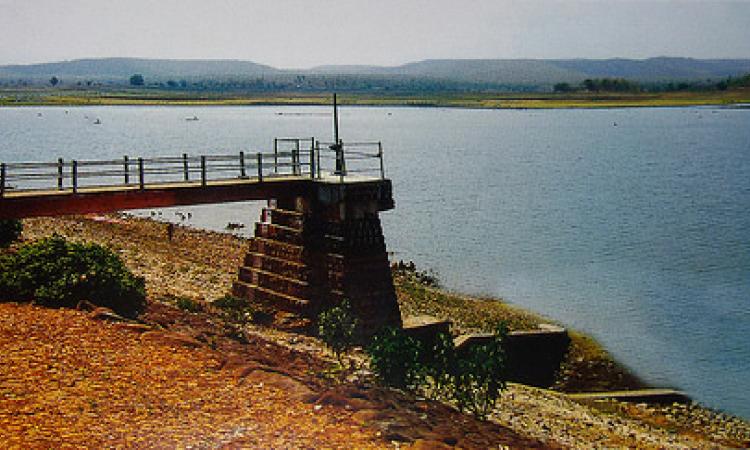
[331,93,345,176]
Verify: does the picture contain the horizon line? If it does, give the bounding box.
[4,55,750,71]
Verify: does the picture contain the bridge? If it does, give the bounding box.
[0,137,401,336]
[0,138,389,219]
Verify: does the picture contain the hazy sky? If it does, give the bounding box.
[1,0,749,68]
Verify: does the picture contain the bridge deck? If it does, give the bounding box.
[0,139,390,219]
[0,175,390,220]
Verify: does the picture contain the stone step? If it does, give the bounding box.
[231,280,311,314]
[255,222,305,245]
[249,237,306,262]
[237,266,311,298]
[243,252,311,280]
[263,207,305,230]
[568,389,690,405]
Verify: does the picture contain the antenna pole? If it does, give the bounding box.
[333,93,339,144]
[331,93,345,177]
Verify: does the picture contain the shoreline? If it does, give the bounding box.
[5,214,704,393]
[2,90,749,110]
[10,213,750,447]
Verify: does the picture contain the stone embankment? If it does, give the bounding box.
[12,214,750,448]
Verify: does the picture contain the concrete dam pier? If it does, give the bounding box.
[232,179,402,336]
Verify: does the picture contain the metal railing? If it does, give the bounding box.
[0,137,386,196]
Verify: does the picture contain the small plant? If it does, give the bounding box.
[318,300,358,364]
[0,235,146,317]
[0,219,22,248]
[424,332,457,400]
[212,294,245,310]
[453,322,508,419]
[175,297,203,313]
[367,326,425,391]
[213,294,253,323]
[391,260,440,288]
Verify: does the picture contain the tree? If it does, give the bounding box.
[49,76,59,87]
[129,74,145,86]
[553,82,572,93]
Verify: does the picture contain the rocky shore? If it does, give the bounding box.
[12,214,750,448]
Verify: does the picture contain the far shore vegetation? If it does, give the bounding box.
[2,88,749,109]
[1,73,749,109]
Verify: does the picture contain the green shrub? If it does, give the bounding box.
[213,294,245,310]
[176,297,203,313]
[367,327,425,391]
[0,219,22,247]
[212,294,253,323]
[0,235,146,317]
[453,323,508,419]
[318,300,358,363]
[424,332,457,400]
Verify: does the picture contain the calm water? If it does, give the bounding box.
[1,105,749,419]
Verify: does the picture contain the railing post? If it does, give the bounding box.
[57,158,64,190]
[123,156,130,185]
[72,160,78,193]
[239,151,246,178]
[200,155,207,186]
[257,153,263,182]
[273,138,278,173]
[339,140,346,183]
[309,137,315,179]
[182,153,189,181]
[138,158,145,189]
[292,139,302,175]
[316,141,321,179]
[378,141,385,179]
[0,163,5,197]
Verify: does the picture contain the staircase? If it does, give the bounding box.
[232,193,401,337]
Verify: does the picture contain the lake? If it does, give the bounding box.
[1,105,748,419]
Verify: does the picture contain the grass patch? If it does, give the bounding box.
[394,273,545,333]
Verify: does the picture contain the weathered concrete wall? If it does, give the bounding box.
[454,325,570,387]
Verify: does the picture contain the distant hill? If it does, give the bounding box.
[0,58,279,80]
[2,57,750,89]
[548,57,750,81]
[312,57,750,84]
[382,59,584,84]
